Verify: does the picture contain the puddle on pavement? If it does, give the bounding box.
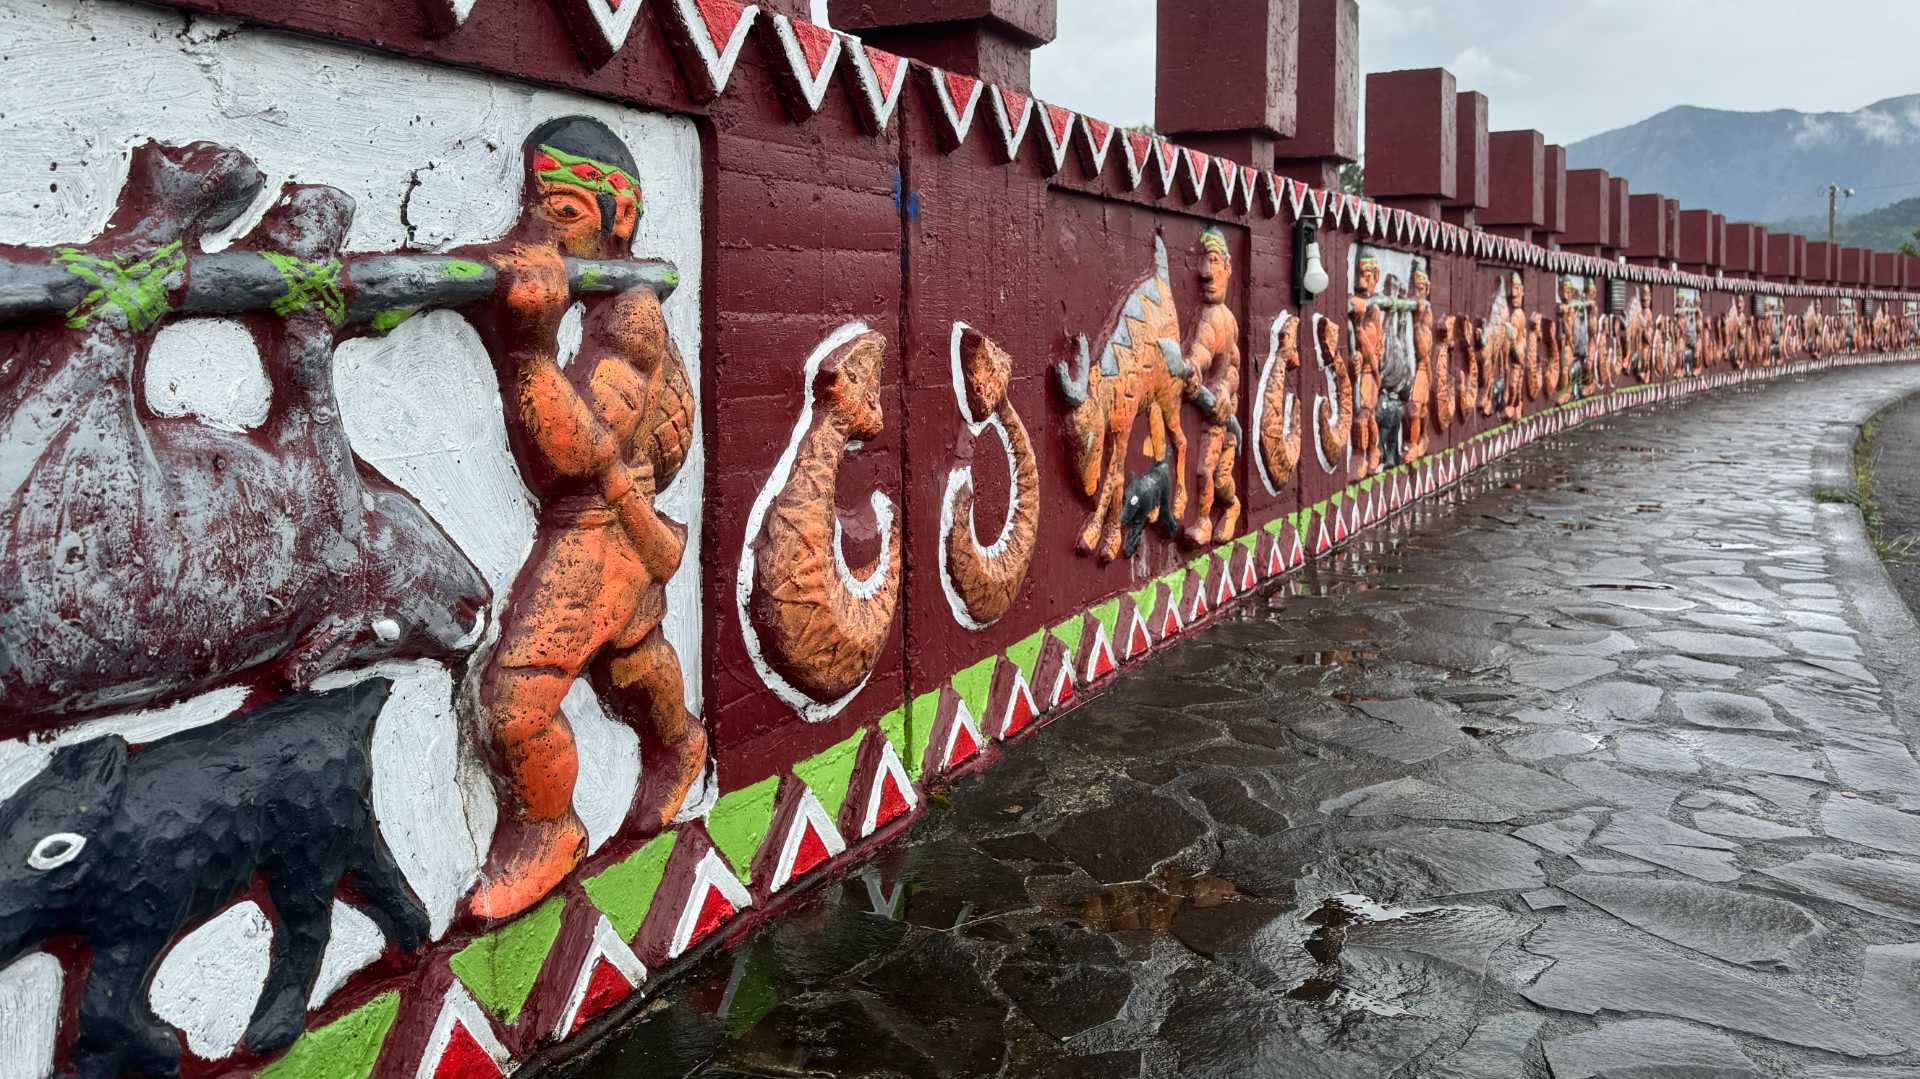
[1040,870,1253,934]
[1285,650,1382,667]
[1286,893,1464,1017]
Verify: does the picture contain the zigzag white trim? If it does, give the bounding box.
[668,849,754,959]
[666,0,759,97]
[769,14,844,115]
[551,917,648,1040]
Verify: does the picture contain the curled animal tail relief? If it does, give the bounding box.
[1432,316,1457,433]
[943,328,1038,627]
[1255,315,1303,492]
[1457,319,1481,424]
[743,326,902,711]
[1523,324,1545,401]
[1311,314,1353,472]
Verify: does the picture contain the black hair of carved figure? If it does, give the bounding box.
[0,680,429,1079]
[1119,455,1178,558]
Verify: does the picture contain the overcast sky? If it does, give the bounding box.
[812,0,1920,146]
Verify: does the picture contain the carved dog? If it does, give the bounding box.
[1119,455,1177,559]
[0,679,428,1079]
[0,142,489,734]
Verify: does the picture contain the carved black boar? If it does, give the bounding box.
[1119,455,1177,558]
[0,679,429,1079]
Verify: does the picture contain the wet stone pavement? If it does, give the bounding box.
[571,365,1920,1079]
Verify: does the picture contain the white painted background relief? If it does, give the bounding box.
[0,1,704,1070]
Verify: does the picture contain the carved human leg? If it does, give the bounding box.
[470,521,642,920]
[604,621,708,830]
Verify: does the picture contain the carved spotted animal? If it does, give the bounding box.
[1054,236,1191,562]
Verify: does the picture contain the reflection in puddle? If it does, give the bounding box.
[1288,650,1382,667]
[1287,893,1464,1017]
[1043,871,1250,934]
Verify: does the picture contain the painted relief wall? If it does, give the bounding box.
[0,4,702,1075]
[0,2,1915,1078]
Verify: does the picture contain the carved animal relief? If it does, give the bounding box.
[942,325,1038,628]
[1054,236,1191,562]
[0,142,492,735]
[742,324,901,712]
[1254,311,1303,493]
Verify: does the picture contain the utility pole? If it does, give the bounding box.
[1827,183,1855,244]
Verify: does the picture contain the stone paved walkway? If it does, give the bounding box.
[572,364,1920,1079]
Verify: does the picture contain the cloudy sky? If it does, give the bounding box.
[812,0,1920,147]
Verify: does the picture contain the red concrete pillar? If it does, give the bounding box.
[1481,129,1546,244]
[1723,224,1757,276]
[1442,90,1489,228]
[1663,199,1681,261]
[1806,241,1835,283]
[1608,177,1631,254]
[1841,247,1867,285]
[1541,144,1567,246]
[1363,67,1457,219]
[1751,225,1769,277]
[1874,251,1899,287]
[1766,232,1795,281]
[1561,168,1609,254]
[1155,0,1298,166]
[1710,213,1726,270]
[1627,193,1666,266]
[1271,0,1359,188]
[829,0,1056,90]
[1678,209,1716,272]
[1792,235,1810,282]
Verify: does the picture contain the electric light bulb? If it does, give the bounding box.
[1302,243,1330,297]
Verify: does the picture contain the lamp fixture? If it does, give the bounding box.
[1294,211,1329,306]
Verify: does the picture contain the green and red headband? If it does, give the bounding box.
[532,144,641,205]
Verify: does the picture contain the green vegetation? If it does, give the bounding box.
[1822,411,1920,565]
[1769,195,1920,254]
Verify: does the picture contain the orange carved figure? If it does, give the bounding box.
[1553,277,1586,404]
[1255,313,1304,491]
[747,328,901,704]
[1055,237,1192,562]
[1183,229,1243,546]
[1581,280,1605,396]
[1627,285,1655,382]
[943,328,1038,626]
[1401,260,1438,460]
[466,118,706,921]
[1482,273,1533,419]
[1348,255,1385,478]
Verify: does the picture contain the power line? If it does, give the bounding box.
[1844,179,1920,194]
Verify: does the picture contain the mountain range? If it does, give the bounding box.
[1567,95,1920,228]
